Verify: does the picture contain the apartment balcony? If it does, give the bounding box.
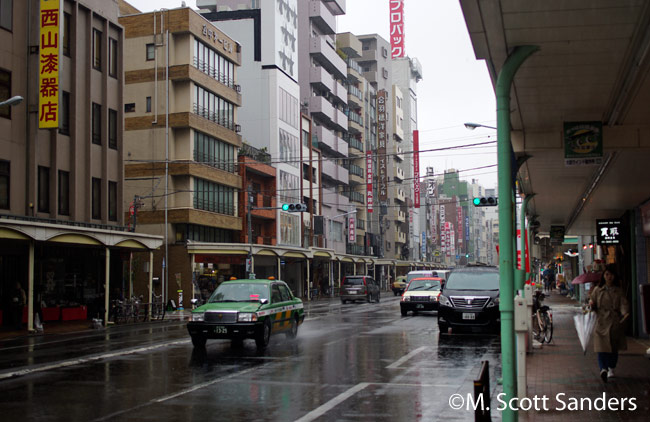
[314,125,348,156]
[309,95,335,123]
[346,244,365,256]
[333,80,348,104]
[397,210,406,223]
[251,194,276,220]
[309,0,336,35]
[395,187,406,203]
[349,165,364,184]
[322,160,349,186]
[343,190,364,204]
[348,136,363,152]
[357,218,365,230]
[310,36,347,80]
[395,145,404,161]
[396,229,407,244]
[395,167,405,181]
[310,65,334,93]
[333,107,348,132]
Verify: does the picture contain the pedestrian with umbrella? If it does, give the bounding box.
[589,265,630,383]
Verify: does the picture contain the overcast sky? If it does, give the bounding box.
[126,0,498,189]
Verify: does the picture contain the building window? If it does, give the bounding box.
[0,0,11,32]
[0,160,9,209]
[108,181,117,221]
[109,38,118,78]
[92,177,101,219]
[146,43,155,61]
[193,85,235,131]
[58,170,69,215]
[278,87,299,129]
[124,103,135,113]
[193,178,235,216]
[63,12,71,56]
[146,96,151,113]
[193,131,236,173]
[59,91,70,135]
[108,108,117,149]
[92,103,101,145]
[38,166,49,213]
[0,68,11,119]
[92,29,102,70]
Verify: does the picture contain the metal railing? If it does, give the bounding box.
[192,57,238,91]
[347,58,363,74]
[349,137,364,151]
[193,198,236,216]
[193,151,238,173]
[239,143,272,164]
[192,104,236,131]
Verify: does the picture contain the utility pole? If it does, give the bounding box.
[247,184,254,279]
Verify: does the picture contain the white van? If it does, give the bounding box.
[432,270,451,283]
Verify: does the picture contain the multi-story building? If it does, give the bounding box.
[119,6,243,302]
[198,0,308,295]
[337,32,370,258]
[356,34,397,259]
[392,56,423,260]
[0,0,162,331]
[297,0,350,259]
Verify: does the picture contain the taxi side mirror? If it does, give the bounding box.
[260,298,269,305]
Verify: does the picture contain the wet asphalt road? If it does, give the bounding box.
[0,296,502,421]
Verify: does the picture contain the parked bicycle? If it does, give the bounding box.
[531,290,553,343]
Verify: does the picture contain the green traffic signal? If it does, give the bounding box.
[473,197,481,206]
[282,204,289,211]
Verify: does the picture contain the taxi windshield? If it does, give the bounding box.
[208,283,269,303]
[408,278,441,291]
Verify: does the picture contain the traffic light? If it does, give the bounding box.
[281,203,308,212]
[472,197,498,207]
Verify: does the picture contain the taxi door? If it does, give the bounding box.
[270,283,291,332]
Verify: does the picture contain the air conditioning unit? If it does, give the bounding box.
[235,124,242,133]
[304,218,311,228]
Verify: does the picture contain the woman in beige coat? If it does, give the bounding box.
[589,265,629,383]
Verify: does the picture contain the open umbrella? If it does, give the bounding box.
[571,271,602,285]
[574,310,597,354]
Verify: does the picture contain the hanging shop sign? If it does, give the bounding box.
[550,225,566,245]
[377,90,388,201]
[366,150,373,213]
[413,130,420,208]
[39,0,60,129]
[563,121,603,166]
[596,219,622,245]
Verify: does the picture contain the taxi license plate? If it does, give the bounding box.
[347,289,359,294]
[416,304,424,309]
[462,313,476,320]
[214,326,227,334]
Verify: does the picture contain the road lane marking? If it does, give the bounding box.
[386,346,427,368]
[0,339,189,381]
[293,382,370,422]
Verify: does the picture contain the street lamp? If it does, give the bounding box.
[0,96,23,107]
[464,122,497,130]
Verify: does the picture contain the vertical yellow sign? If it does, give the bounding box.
[38,0,60,128]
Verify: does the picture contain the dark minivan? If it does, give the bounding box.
[437,266,500,333]
[340,275,380,304]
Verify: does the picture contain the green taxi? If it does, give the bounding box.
[187,278,304,350]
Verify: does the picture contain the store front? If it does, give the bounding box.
[0,219,162,332]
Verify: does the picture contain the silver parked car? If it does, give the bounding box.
[340,275,380,304]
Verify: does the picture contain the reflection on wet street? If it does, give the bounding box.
[0,297,502,421]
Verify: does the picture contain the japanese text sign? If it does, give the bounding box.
[366,151,373,213]
[596,219,622,245]
[389,0,405,58]
[39,0,60,129]
[377,90,388,201]
[413,130,420,208]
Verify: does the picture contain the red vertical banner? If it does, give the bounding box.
[413,130,420,208]
[348,217,355,243]
[366,151,373,213]
[389,0,405,58]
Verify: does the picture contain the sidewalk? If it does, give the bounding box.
[0,309,192,342]
[521,290,650,421]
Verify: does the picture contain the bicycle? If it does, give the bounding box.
[531,290,553,343]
